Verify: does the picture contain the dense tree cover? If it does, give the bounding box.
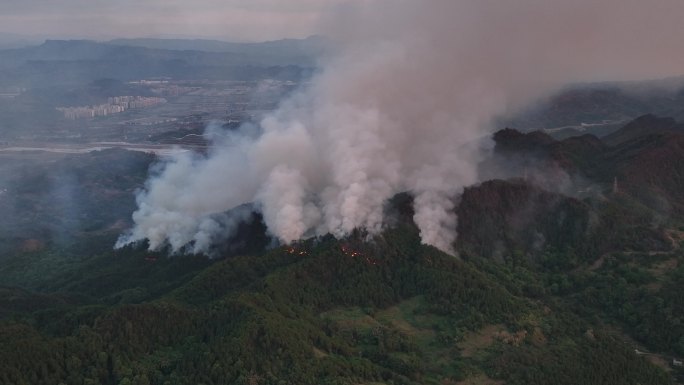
[1,124,684,383]
[559,251,684,356]
[0,223,677,385]
[488,331,671,385]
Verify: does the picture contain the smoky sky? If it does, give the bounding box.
[0,0,361,41]
[117,0,684,256]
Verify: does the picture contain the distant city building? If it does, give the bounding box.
[57,96,167,120]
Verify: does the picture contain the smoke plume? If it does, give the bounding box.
[117,0,684,255]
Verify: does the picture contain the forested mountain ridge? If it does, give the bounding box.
[0,115,683,384]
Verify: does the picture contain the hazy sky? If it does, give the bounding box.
[0,0,353,41]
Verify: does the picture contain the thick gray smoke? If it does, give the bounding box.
[117,0,684,255]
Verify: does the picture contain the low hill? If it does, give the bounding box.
[602,114,684,146]
[507,79,684,138]
[0,148,154,257]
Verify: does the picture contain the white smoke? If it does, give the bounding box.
[117,0,684,255]
[257,165,320,243]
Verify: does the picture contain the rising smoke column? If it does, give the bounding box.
[117,0,684,255]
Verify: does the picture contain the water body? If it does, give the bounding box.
[0,143,193,156]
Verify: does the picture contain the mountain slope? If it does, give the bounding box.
[0,227,675,385]
[0,119,683,383]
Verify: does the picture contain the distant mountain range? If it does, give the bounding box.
[107,35,330,58]
[0,37,328,86]
[0,32,42,50]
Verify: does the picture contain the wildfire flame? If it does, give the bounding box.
[285,246,308,256]
[340,244,379,265]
